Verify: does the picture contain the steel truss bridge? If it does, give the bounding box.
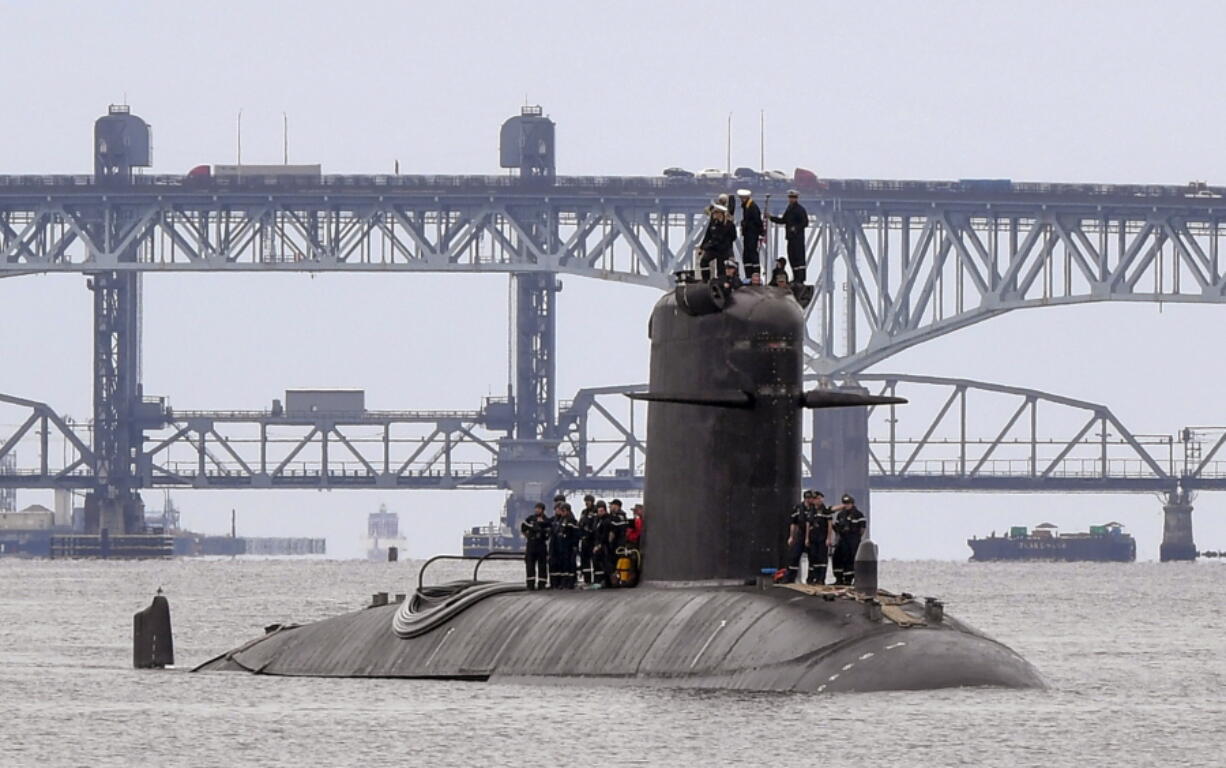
[2,375,1223,496]
[1,106,1224,557]
[6,173,1226,378]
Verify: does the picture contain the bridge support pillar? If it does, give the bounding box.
[512,272,557,441]
[1160,490,1197,562]
[502,272,561,541]
[497,439,562,541]
[85,271,147,534]
[810,385,871,527]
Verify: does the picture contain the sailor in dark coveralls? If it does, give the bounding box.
[805,491,832,585]
[784,491,813,583]
[549,503,581,589]
[520,503,550,590]
[698,203,737,281]
[607,499,630,585]
[737,189,764,278]
[577,494,597,584]
[831,494,867,585]
[768,190,808,283]
[591,500,611,586]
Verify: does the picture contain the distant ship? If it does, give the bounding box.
[365,504,408,561]
[968,522,1136,562]
[461,521,516,558]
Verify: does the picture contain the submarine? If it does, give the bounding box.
[196,278,1045,692]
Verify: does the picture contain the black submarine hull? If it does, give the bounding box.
[197,284,1044,692]
[195,585,1043,692]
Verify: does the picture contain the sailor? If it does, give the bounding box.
[549,502,581,589]
[698,203,737,281]
[607,499,630,585]
[737,189,764,278]
[578,494,597,585]
[768,190,808,283]
[520,502,550,590]
[722,260,743,290]
[831,494,867,585]
[784,491,811,583]
[771,268,790,288]
[627,503,645,549]
[805,491,832,586]
[590,500,611,587]
[748,271,763,286]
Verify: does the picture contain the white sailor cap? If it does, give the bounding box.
[712,203,728,213]
[736,188,752,197]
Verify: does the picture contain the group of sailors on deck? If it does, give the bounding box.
[521,495,643,590]
[781,490,866,586]
[699,188,809,285]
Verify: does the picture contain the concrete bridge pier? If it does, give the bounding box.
[810,386,871,527]
[1160,489,1197,562]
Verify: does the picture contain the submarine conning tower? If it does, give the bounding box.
[634,279,901,584]
[641,282,803,583]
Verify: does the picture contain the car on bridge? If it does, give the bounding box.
[185,164,323,186]
[696,168,728,180]
[662,167,694,178]
[794,167,820,191]
[733,167,761,181]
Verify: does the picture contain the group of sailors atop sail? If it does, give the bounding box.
[698,188,808,284]
[782,490,866,586]
[520,495,644,591]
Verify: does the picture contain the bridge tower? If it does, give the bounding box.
[498,107,563,536]
[82,105,163,534]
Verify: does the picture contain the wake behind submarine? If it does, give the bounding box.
[196,278,1044,692]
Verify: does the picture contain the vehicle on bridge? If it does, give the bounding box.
[792,167,822,192]
[185,164,323,185]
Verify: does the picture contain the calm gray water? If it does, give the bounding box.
[1,557,1222,768]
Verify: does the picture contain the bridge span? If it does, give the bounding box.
[6,166,1226,377]
[0,104,1219,559]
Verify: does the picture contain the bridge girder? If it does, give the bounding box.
[5,181,1226,374]
[2,376,1221,495]
[805,208,1226,373]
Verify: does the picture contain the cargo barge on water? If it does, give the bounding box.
[968,522,1135,562]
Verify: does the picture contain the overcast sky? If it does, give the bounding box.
[2,1,1224,559]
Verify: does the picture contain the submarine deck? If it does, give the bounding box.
[196,583,1044,693]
